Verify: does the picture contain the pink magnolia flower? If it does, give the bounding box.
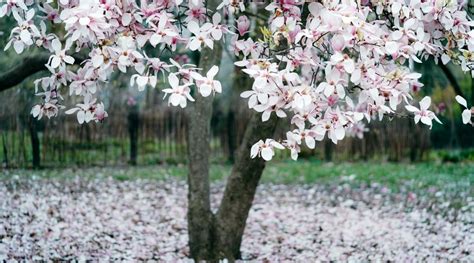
[59,1,110,44]
[187,21,214,51]
[237,15,250,36]
[65,95,104,124]
[162,73,194,108]
[316,66,346,98]
[31,102,61,120]
[455,96,473,125]
[250,139,284,161]
[405,97,442,128]
[48,39,75,69]
[0,0,28,18]
[190,66,222,97]
[4,9,37,54]
[130,74,157,91]
[0,0,473,161]
[149,14,178,47]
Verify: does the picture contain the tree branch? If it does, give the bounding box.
[439,63,465,99]
[215,112,279,260]
[0,53,50,92]
[0,53,84,93]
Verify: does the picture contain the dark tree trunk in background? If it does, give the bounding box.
[2,132,8,168]
[324,139,333,162]
[410,125,421,162]
[128,105,139,166]
[28,116,40,169]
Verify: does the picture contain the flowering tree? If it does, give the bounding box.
[0,0,474,260]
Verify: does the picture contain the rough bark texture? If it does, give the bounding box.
[215,113,279,260]
[226,110,236,163]
[185,1,223,257]
[0,54,50,93]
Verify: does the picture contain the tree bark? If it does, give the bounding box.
[185,1,223,257]
[0,53,85,93]
[226,110,236,163]
[215,113,279,260]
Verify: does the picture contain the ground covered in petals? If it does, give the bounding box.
[0,164,473,261]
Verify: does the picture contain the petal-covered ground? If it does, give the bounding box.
[0,174,472,261]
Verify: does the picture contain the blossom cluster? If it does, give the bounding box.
[1,0,473,161]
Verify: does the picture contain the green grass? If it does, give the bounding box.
[262,160,474,189]
[2,160,473,193]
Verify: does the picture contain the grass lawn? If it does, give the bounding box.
[2,160,473,193]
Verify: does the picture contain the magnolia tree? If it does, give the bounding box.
[1,0,474,260]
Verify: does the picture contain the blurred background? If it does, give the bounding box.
[0,18,473,170]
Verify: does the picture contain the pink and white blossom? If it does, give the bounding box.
[250,139,285,161]
[0,0,473,161]
[405,97,442,128]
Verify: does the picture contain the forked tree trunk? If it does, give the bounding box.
[186,50,279,260]
[188,108,278,261]
[185,1,280,260]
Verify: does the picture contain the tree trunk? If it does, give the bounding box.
[28,116,40,169]
[185,8,223,258]
[185,74,217,260]
[185,1,281,260]
[128,105,139,166]
[226,110,236,163]
[215,113,278,260]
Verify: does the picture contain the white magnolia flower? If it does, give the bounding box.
[162,73,194,108]
[48,39,75,69]
[190,66,222,97]
[131,74,157,91]
[405,97,442,129]
[455,95,473,125]
[65,95,100,124]
[250,139,284,161]
[187,21,214,51]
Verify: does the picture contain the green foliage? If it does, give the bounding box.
[432,149,474,163]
